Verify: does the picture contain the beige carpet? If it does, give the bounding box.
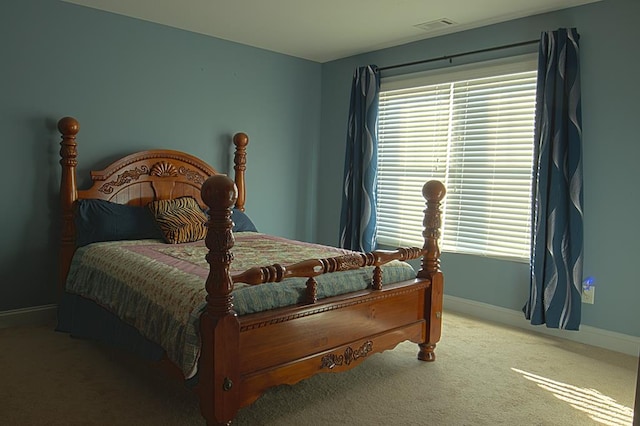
[0,311,636,426]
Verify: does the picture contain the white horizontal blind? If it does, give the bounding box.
[377,60,537,260]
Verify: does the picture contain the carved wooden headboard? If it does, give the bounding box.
[56,116,248,292]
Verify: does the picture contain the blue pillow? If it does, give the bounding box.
[75,199,164,247]
[231,209,258,233]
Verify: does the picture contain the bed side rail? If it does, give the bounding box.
[231,247,423,302]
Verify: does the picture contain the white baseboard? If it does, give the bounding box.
[0,304,57,329]
[444,295,640,357]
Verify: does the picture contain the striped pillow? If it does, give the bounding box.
[148,196,208,244]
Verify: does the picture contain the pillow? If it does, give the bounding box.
[231,209,258,233]
[75,199,164,247]
[148,196,208,244]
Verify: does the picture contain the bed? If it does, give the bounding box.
[55,116,447,425]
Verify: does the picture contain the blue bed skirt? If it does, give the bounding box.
[56,291,166,362]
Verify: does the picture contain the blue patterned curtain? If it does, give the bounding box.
[339,65,381,252]
[524,28,584,330]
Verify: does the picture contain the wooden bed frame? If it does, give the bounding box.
[57,116,446,425]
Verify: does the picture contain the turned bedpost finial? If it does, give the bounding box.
[232,132,248,212]
[58,116,79,169]
[418,180,446,278]
[201,174,238,210]
[58,116,80,295]
[201,175,238,315]
[233,132,249,150]
[58,116,80,137]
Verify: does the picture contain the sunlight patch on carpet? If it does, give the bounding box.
[511,368,633,426]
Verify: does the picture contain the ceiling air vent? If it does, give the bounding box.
[414,18,457,32]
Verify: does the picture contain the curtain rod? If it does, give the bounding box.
[378,39,539,72]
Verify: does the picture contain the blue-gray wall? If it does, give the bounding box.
[1,0,321,310]
[317,0,640,337]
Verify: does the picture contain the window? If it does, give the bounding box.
[376,56,537,261]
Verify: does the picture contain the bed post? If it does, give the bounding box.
[417,180,446,361]
[232,133,248,212]
[198,175,241,426]
[58,117,80,295]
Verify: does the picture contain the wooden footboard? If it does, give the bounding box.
[198,175,446,425]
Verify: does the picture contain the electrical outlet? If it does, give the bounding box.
[582,286,595,304]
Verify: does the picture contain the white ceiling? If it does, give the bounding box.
[62,0,599,63]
